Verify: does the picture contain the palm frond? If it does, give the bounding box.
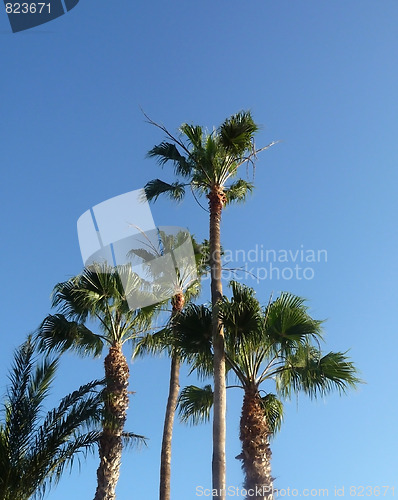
[260,394,284,436]
[265,292,324,352]
[4,338,58,475]
[147,142,192,178]
[51,265,120,323]
[172,304,213,377]
[221,281,263,348]
[276,346,361,399]
[0,339,104,500]
[121,431,148,450]
[36,314,104,357]
[144,179,186,202]
[177,385,213,425]
[131,328,172,359]
[44,263,158,348]
[127,228,199,299]
[179,123,204,149]
[127,247,158,263]
[219,111,259,155]
[224,179,254,205]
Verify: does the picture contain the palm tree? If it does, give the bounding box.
[129,230,206,500]
[144,111,276,497]
[0,336,103,500]
[36,263,152,500]
[175,282,360,499]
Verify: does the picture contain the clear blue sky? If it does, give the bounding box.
[1,1,397,498]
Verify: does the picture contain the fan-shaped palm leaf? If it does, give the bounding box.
[276,346,361,399]
[177,385,213,426]
[144,179,187,202]
[37,314,104,357]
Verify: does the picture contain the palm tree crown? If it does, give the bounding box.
[36,263,153,500]
[145,111,275,206]
[175,282,360,498]
[38,263,154,354]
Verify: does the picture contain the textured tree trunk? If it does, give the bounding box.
[94,344,129,500]
[159,292,185,500]
[208,187,227,499]
[159,354,180,500]
[238,388,274,500]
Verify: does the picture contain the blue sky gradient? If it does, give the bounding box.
[1,1,397,498]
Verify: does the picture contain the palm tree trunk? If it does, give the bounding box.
[94,344,129,500]
[208,186,227,499]
[238,388,273,500]
[159,353,180,500]
[159,291,185,500]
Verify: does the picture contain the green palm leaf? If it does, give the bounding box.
[260,394,284,436]
[221,281,263,346]
[224,179,254,204]
[265,292,324,352]
[172,304,213,377]
[177,385,213,425]
[179,123,203,149]
[0,337,104,500]
[132,328,172,358]
[37,314,104,357]
[145,179,186,202]
[219,111,259,155]
[147,142,193,178]
[276,346,361,399]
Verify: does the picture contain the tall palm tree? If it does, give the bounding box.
[36,263,152,500]
[129,230,205,500]
[0,336,103,500]
[175,282,360,499]
[144,111,276,497]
